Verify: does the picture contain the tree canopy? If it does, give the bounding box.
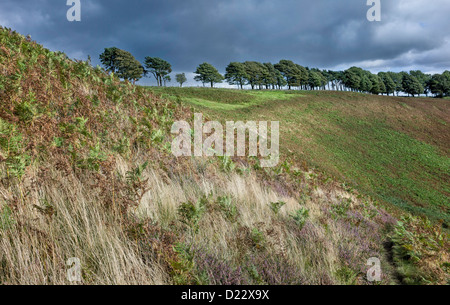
[98,47,450,98]
[99,47,120,74]
[225,62,248,89]
[427,72,450,97]
[99,47,144,83]
[144,57,172,87]
[194,63,224,88]
[176,73,187,87]
[274,60,308,90]
[402,73,424,97]
[378,72,396,96]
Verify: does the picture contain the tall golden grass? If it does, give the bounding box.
[0,154,398,284]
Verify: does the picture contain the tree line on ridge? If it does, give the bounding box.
[99,47,450,98]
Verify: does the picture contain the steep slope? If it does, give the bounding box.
[0,27,447,285]
[150,87,450,285]
[152,87,450,225]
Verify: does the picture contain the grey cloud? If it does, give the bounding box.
[0,0,449,86]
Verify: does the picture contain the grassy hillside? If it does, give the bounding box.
[0,28,448,285]
[150,87,450,225]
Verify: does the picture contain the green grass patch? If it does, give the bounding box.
[149,88,450,226]
[147,87,304,111]
[312,114,449,223]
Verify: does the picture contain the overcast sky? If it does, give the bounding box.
[1,0,449,86]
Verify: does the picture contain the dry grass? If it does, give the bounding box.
[1,153,398,285]
[128,157,398,285]
[0,164,168,285]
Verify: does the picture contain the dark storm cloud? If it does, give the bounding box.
[1,0,449,85]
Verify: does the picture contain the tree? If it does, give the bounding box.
[427,74,445,97]
[377,76,387,95]
[176,73,187,87]
[99,47,120,74]
[368,73,384,95]
[144,57,172,87]
[275,60,307,90]
[402,73,423,97]
[378,72,396,96]
[327,70,344,91]
[274,60,294,89]
[308,70,324,90]
[308,66,328,90]
[116,50,144,83]
[295,65,310,90]
[225,62,248,89]
[321,70,334,90]
[343,67,363,91]
[275,71,288,89]
[163,75,171,87]
[444,71,450,96]
[263,63,281,89]
[387,72,403,96]
[427,73,450,98]
[243,61,267,90]
[100,48,144,83]
[360,73,372,93]
[410,70,431,96]
[194,63,224,88]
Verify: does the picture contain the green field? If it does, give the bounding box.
[149,87,450,224]
[150,87,304,111]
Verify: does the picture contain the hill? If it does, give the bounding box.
[150,87,450,225]
[0,27,448,285]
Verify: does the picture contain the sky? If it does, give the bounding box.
[1,0,449,87]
